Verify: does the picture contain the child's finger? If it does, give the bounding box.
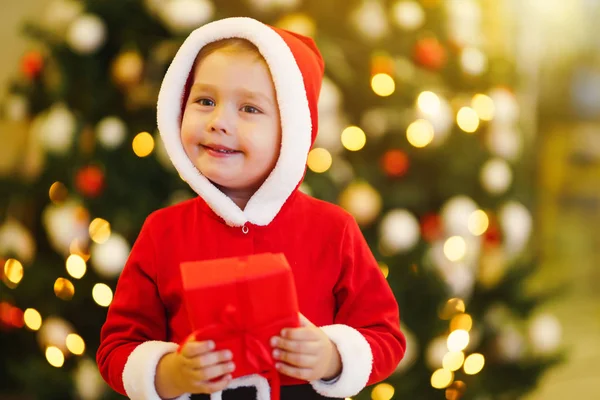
[275,362,314,381]
[187,350,233,369]
[181,340,215,358]
[273,349,318,368]
[280,326,320,341]
[271,336,320,354]
[298,313,315,327]
[193,373,232,394]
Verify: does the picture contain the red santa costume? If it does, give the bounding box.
[96,17,406,400]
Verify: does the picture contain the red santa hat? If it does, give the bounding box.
[157,17,325,228]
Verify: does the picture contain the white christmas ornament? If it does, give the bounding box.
[91,233,130,278]
[0,219,36,264]
[352,0,389,41]
[441,195,479,236]
[159,0,214,33]
[426,336,448,370]
[42,200,89,255]
[96,116,127,149]
[74,358,108,400]
[36,103,77,155]
[4,95,29,121]
[379,209,420,254]
[37,317,74,353]
[461,47,488,76]
[489,87,519,126]
[43,0,84,34]
[486,125,522,161]
[498,201,532,257]
[496,326,525,362]
[395,324,418,373]
[392,1,425,31]
[480,158,512,195]
[67,14,107,54]
[529,313,562,355]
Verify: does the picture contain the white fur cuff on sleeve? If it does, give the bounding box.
[122,340,190,400]
[310,324,373,398]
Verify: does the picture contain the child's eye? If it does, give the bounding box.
[197,98,215,106]
[241,105,261,114]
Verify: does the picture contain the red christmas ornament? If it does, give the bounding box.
[421,213,443,242]
[21,51,44,80]
[414,37,447,71]
[75,165,105,198]
[381,149,409,177]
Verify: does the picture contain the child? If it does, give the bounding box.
[97,17,405,400]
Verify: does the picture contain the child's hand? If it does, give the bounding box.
[156,338,235,397]
[270,314,342,381]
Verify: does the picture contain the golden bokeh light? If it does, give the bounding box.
[93,283,113,307]
[464,353,485,375]
[3,259,24,287]
[66,333,85,355]
[443,351,465,372]
[439,298,466,320]
[456,107,480,133]
[443,236,467,262]
[48,182,68,204]
[468,210,489,236]
[371,383,395,400]
[66,254,87,279]
[450,313,473,332]
[406,119,434,148]
[24,308,42,331]
[431,368,454,389]
[89,218,111,244]
[69,239,90,262]
[379,262,390,279]
[132,131,154,157]
[46,346,65,368]
[307,148,333,173]
[417,91,440,115]
[54,278,75,301]
[447,330,470,352]
[371,73,395,97]
[341,126,367,151]
[446,381,467,400]
[472,94,495,121]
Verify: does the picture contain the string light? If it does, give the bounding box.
[450,313,473,332]
[45,346,64,368]
[464,353,485,375]
[472,94,495,121]
[89,218,111,243]
[447,330,470,352]
[54,278,75,301]
[24,308,42,331]
[443,351,465,371]
[371,73,395,97]
[48,182,68,204]
[93,283,113,307]
[132,131,154,157]
[66,333,85,355]
[417,91,441,115]
[406,119,434,148]
[431,368,453,389]
[379,262,390,279]
[443,236,466,261]
[66,254,87,279]
[307,148,333,173]
[3,259,24,287]
[456,107,480,133]
[341,126,367,151]
[468,210,489,236]
[371,383,395,400]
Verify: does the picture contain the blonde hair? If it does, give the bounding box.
[182,38,265,109]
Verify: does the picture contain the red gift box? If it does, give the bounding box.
[179,253,300,398]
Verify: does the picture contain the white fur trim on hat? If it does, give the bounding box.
[122,340,190,400]
[157,17,312,227]
[210,374,270,400]
[310,324,373,398]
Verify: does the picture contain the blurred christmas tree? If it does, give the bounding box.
[0,0,563,399]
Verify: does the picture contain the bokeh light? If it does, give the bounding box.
[457,107,480,133]
[472,94,495,121]
[45,346,64,368]
[89,218,111,244]
[341,126,367,151]
[447,330,470,352]
[406,119,434,148]
[307,148,333,173]
[93,283,113,307]
[132,131,154,157]
[464,353,485,375]
[371,73,395,97]
[431,368,454,389]
[444,236,467,261]
[468,210,489,236]
[66,254,87,279]
[24,308,42,331]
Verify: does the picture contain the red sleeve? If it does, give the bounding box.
[96,216,169,395]
[333,215,406,384]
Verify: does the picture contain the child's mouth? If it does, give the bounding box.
[201,144,240,157]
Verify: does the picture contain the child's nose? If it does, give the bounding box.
[208,106,233,135]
